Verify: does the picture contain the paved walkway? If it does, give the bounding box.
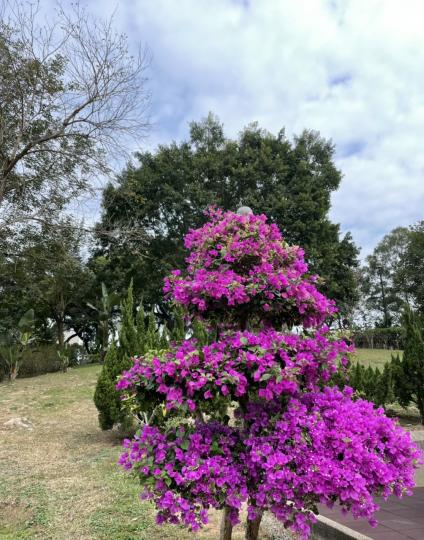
[320,487,424,539]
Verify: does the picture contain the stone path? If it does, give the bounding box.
[320,487,424,539]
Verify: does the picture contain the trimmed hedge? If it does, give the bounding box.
[352,327,405,350]
[0,343,95,381]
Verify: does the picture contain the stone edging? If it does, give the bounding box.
[261,511,373,540]
[311,514,373,540]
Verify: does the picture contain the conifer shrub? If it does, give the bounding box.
[393,307,424,424]
[94,282,166,430]
[332,359,396,409]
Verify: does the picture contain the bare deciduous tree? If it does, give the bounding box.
[0,0,150,227]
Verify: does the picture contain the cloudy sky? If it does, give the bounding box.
[60,0,424,255]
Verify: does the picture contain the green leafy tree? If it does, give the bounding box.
[92,114,359,321]
[24,222,94,348]
[0,219,94,348]
[360,227,411,326]
[405,221,424,315]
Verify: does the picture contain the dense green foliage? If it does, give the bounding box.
[336,308,424,423]
[393,307,424,424]
[405,221,424,316]
[352,327,405,350]
[344,362,395,408]
[0,221,95,348]
[0,343,90,382]
[94,282,165,430]
[93,114,359,320]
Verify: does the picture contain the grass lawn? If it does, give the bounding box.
[354,347,402,368]
[0,365,245,540]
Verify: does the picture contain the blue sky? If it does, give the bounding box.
[53,0,424,255]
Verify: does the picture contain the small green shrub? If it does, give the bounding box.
[94,282,168,431]
[94,342,124,430]
[332,359,395,409]
[17,345,62,377]
[393,307,424,424]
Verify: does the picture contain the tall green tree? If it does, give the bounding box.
[405,221,424,315]
[94,281,164,430]
[0,219,94,347]
[360,227,411,327]
[93,114,359,320]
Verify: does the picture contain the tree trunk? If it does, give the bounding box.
[57,317,65,348]
[57,290,65,348]
[220,505,233,540]
[245,511,263,540]
[9,364,18,381]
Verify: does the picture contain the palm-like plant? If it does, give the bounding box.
[0,309,35,381]
[87,283,120,361]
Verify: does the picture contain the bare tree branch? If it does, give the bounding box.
[0,0,150,227]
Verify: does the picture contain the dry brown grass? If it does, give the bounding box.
[0,365,246,539]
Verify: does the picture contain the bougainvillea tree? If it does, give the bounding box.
[117,208,421,540]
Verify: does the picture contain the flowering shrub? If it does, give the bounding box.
[119,387,419,536]
[164,208,335,328]
[118,209,421,540]
[117,328,352,411]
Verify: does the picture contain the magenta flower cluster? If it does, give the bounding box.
[118,209,422,539]
[116,327,352,411]
[163,208,336,327]
[119,387,420,538]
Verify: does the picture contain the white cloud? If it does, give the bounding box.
[60,0,424,255]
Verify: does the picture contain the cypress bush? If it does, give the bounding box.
[94,282,165,430]
[393,307,424,424]
[333,359,395,409]
[94,341,122,430]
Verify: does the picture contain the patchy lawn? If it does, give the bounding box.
[0,365,246,540]
[354,347,402,368]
